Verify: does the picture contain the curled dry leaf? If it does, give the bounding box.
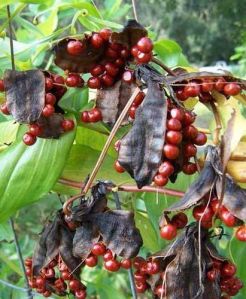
[37,114,65,138]
[4,70,45,123]
[118,78,167,188]
[149,224,223,299]
[71,181,142,260]
[54,35,106,73]
[96,80,137,126]
[165,145,246,221]
[111,19,147,48]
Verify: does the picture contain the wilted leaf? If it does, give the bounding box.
[118,79,167,188]
[37,114,65,139]
[111,19,147,48]
[4,69,45,123]
[96,80,136,125]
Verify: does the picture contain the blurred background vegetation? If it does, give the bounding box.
[0,0,245,298]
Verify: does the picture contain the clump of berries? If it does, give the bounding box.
[159,212,188,240]
[207,258,243,297]
[175,77,242,103]
[25,255,87,299]
[114,102,207,185]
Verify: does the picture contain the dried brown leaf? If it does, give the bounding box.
[4,70,45,123]
[37,114,64,138]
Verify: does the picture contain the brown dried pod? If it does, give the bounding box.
[149,223,224,299]
[111,19,147,48]
[118,77,167,188]
[54,35,106,74]
[36,114,65,139]
[71,181,143,259]
[96,80,137,126]
[3,69,45,123]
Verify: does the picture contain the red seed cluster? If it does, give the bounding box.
[207,259,243,297]
[25,256,87,299]
[159,212,188,240]
[84,242,132,272]
[175,77,242,103]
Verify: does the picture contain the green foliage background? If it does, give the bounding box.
[0,1,245,298]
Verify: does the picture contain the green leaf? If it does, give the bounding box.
[58,87,89,113]
[135,210,160,252]
[53,144,133,195]
[0,120,19,146]
[154,39,189,67]
[0,222,13,242]
[0,252,22,276]
[37,8,58,36]
[0,118,76,222]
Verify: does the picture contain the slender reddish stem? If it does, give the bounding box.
[58,178,185,198]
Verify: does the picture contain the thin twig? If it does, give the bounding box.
[58,178,185,197]
[152,57,176,76]
[7,5,15,70]
[131,0,139,21]
[112,192,138,299]
[9,219,33,299]
[63,87,140,215]
[210,101,222,145]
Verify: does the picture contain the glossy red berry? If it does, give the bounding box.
[171,212,188,229]
[0,79,5,92]
[146,260,160,275]
[134,271,147,283]
[235,225,246,242]
[176,88,188,101]
[133,257,145,269]
[220,210,237,227]
[43,291,52,298]
[61,119,75,131]
[121,259,132,269]
[92,243,106,256]
[99,28,112,40]
[135,281,148,293]
[43,267,55,278]
[182,162,197,175]
[136,51,152,63]
[91,33,104,48]
[88,108,102,122]
[114,160,125,173]
[105,47,119,59]
[214,77,226,92]
[25,257,32,267]
[42,104,55,117]
[131,46,139,57]
[136,37,153,53]
[166,130,182,145]
[87,77,101,89]
[69,279,82,291]
[221,262,237,277]
[29,124,42,136]
[45,93,56,105]
[101,74,114,87]
[61,270,72,280]
[170,108,184,121]
[193,204,214,222]
[45,77,53,91]
[193,132,207,145]
[133,91,145,106]
[0,102,10,115]
[184,82,200,97]
[167,118,182,131]
[207,268,219,281]
[154,174,168,187]
[158,161,174,177]
[110,43,122,51]
[53,74,65,85]
[163,144,180,160]
[122,70,134,83]
[67,40,85,55]
[104,259,120,272]
[85,255,98,267]
[160,224,177,240]
[115,58,125,66]
[81,111,89,122]
[105,63,119,77]
[184,143,197,157]
[183,125,198,140]
[75,289,87,299]
[128,106,136,119]
[36,276,46,288]
[201,79,214,92]
[224,83,241,96]
[120,48,130,59]
[183,112,196,126]
[90,64,105,77]
[23,133,36,146]
[65,73,84,87]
